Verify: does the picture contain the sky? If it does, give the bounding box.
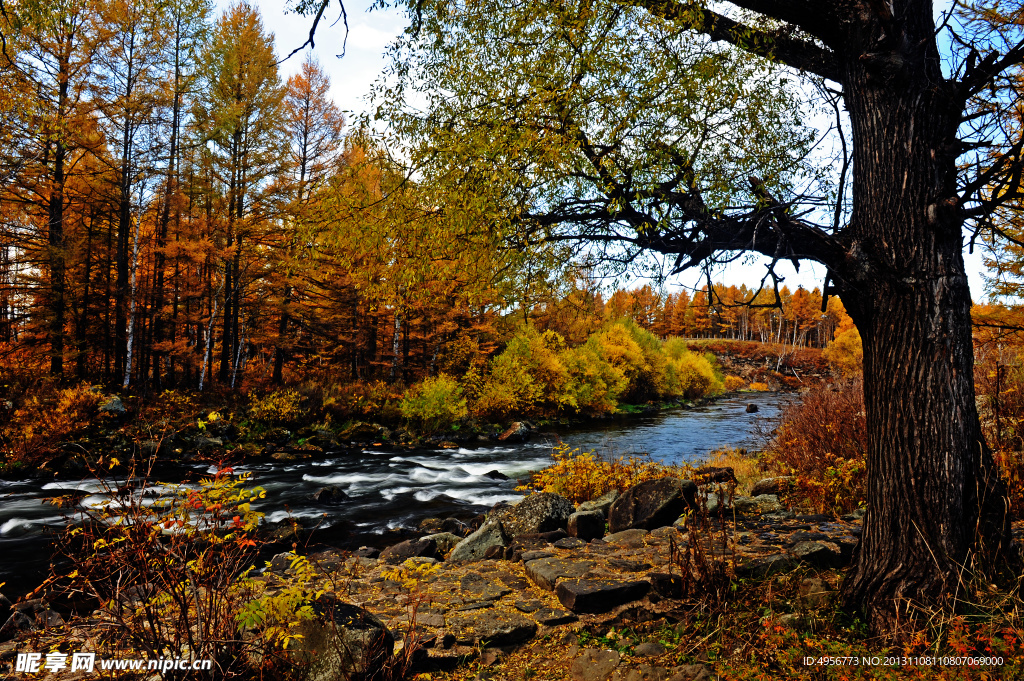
[220,0,994,300]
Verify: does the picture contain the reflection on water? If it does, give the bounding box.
[0,391,791,596]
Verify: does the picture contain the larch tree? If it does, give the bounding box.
[195,0,285,386]
[318,0,1024,626]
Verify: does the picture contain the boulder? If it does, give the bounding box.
[448,520,510,563]
[555,579,650,614]
[701,492,732,515]
[421,532,462,556]
[735,553,798,578]
[692,466,737,486]
[449,610,537,647]
[608,479,697,533]
[667,664,714,681]
[750,476,795,496]
[634,641,667,657]
[293,598,394,681]
[379,538,439,564]
[99,396,126,415]
[577,489,620,516]
[194,436,224,451]
[570,649,621,681]
[0,611,35,642]
[568,510,606,541]
[339,422,387,443]
[311,486,348,504]
[732,494,783,515]
[647,573,683,599]
[792,540,845,568]
[603,528,649,548]
[489,493,574,538]
[524,557,595,591]
[497,422,530,443]
[745,403,759,413]
[483,470,510,481]
[798,577,833,609]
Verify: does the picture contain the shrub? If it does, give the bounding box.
[748,381,769,391]
[322,380,403,421]
[559,344,627,415]
[724,375,746,391]
[668,350,724,399]
[763,379,867,514]
[400,373,468,433]
[248,389,305,425]
[518,442,689,503]
[472,351,542,419]
[587,321,662,403]
[53,465,284,677]
[1,383,103,466]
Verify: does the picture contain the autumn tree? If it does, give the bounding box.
[350,0,1024,626]
[195,1,285,386]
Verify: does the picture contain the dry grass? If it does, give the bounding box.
[698,447,765,496]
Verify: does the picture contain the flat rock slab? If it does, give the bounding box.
[735,553,798,578]
[448,610,538,647]
[555,579,651,613]
[534,607,578,626]
[792,540,845,568]
[459,573,513,600]
[524,557,595,591]
[603,529,649,548]
[570,649,621,681]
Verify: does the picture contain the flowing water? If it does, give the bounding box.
[0,391,791,596]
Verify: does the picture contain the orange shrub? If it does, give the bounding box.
[763,379,867,514]
[723,375,745,392]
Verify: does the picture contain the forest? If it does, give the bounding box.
[3,0,1024,679]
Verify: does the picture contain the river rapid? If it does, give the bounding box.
[0,391,792,597]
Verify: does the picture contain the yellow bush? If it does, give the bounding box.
[2,384,103,466]
[748,382,769,391]
[724,375,745,391]
[518,442,690,503]
[668,350,723,399]
[558,345,627,415]
[248,389,305,424]
[400,373,468,433]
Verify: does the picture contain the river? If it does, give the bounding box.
[0,391,791,597]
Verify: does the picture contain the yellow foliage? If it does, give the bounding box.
[748,382,769,391]
[822,326,863,376]
[724,375,745,391]
[518,442,690,503]
[248,389,305,424]
[400,373,468,433]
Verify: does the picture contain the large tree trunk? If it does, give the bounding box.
[836,10,1012,627]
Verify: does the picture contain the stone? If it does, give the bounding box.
[735,554,798,578]
[35,609,64,628]
[354,547,380,559]
[570,649,621,681]
[568,510,606,541]
[732,494,783,515]
[194,436,224,451]
[497,422,531,443]
[422,532,462,556]
[692,466,737,485]
[578,490,620,516]
[553,537,586,549]
[339,422,387,442]
[534,608,577,626]
[702,492,731,515]
[99,396,126,415]
[607,558,651,572]
[380,538,439,564]
[778,613,815,630]
[294,598,394,681]
[647,573,683,599]
[745,403,759,413]
[483,470,510,481]
[555,579,650,614]
[269,552,298,573]
[489,493,575,538]
[667,664,714,681]
[792,541,845,568]
[449,610,537,647]
[609,478,697,533]
[613,664,672,681]
[603,529,649,548]
[798,578,833,609]
[459,573,512,601]
[520,550,554,562]
[525,557,595,591]
[750,476,795,496]
[449,520,510,563]
[634,641,667,657]
[311,486,349,504]
[514,599,542,613]
[0,611,35,642]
